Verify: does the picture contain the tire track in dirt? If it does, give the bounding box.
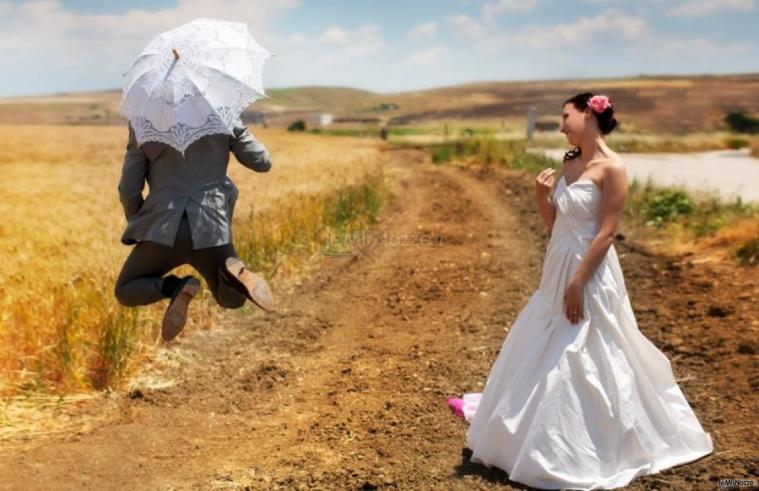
[162,154,546,489]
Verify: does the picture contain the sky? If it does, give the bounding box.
[0,0,757,97]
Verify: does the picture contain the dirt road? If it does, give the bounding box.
[1,150,755,490]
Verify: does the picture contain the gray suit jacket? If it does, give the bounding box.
[118,122,272,249]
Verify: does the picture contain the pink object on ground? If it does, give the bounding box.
[446,397,465,418]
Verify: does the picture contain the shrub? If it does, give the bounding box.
[724,112,759,134]
[431,145,455,165]
[724,137,749,149]
[642,189,695,226]
[736,236,759,265]
[288,120,306,132]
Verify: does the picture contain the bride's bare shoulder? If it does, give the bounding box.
[595,148,624,170]
[601,156,627,185]
[605,156,625,172]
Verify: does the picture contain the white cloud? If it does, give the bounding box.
[447,9,648,49]
[632,36,754,57]
[446,7,751,62]
[258,23,390,90]
[289,24,384,54]
[446,14,487,41]
[279,24,385,71]
[669,0,755,17]
[317,26,351,44]
[402,46,449,66]
[317,25,384,56]
[483,0,537,20]
[0,1,15,16]
[407,22,438,39]
[0,0,381,94]
[513,9,648,48]
[0,0,298,75]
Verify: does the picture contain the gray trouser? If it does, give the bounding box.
[114,210,247,309]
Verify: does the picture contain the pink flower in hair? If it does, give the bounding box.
[588,94,612,114]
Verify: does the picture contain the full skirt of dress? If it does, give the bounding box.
[460,241,713,490]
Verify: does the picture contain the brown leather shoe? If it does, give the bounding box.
[223,257,275,312]
[162,275,201,341]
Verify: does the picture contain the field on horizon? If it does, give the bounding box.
[2,73,758,134]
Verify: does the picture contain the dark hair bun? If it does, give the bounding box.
[596,108,618,135]
[563,92,619,135]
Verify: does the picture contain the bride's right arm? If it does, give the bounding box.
[535,168,557,232]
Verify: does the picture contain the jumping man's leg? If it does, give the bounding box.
[188,242,248,310]
[114,241,186,307]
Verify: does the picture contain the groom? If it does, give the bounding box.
[114,120,275,341]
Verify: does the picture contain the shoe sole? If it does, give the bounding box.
[162,278,201,341]
[224,258,275,312]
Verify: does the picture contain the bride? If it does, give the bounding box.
[447,93,713,490]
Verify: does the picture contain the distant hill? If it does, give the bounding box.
[262,86,375,112]
[360,73,759,133]
[1,73,758,133]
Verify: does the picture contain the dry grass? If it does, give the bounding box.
[0,124,385,396]
[751,138,759,158]
[632,216,759,261]
[0,391,112,441]
[619,177,759,267]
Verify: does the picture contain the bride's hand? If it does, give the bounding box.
[564,277,584,324]
[535,168,556,198]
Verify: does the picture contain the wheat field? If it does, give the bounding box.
[0,125,386,395]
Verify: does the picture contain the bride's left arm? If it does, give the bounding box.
[563,163,628,324]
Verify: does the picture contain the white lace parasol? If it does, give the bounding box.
[118,17,272,155]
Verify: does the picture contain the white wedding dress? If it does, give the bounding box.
[458,175,713,490]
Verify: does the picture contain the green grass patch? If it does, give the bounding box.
[625,177,757,237]
[234,171,387,276]
[310,127,384,138]
[420,136,559,172]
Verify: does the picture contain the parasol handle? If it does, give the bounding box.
[172,48,180,60]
